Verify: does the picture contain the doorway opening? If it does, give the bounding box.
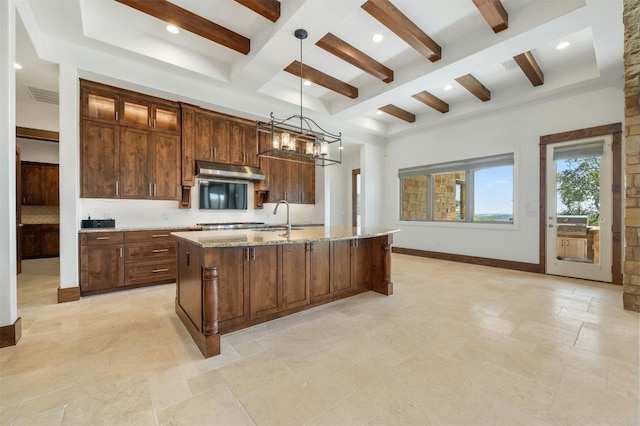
[539,124,622,283]
[352,168,361,227]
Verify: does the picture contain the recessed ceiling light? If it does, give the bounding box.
[303,80,311,86]
[443,84,452,90]
[14,63,22,70]
[166,24,179,34]
[376,110,383,115]
[372,34,383,43]
[556,41,570,50]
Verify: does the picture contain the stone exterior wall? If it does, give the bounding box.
[401,176,427,221]
[623,0,640,311]
[433,172,465,221]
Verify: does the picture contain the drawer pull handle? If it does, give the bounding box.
[152,268,169,273]
[151,234,169,238]
[152,249,169,253]
[96,237,110,240]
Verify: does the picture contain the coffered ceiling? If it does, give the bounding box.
[15,0,623,140]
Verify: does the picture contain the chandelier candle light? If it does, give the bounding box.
[256,28,342,167]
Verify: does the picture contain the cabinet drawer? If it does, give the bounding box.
[125,241,176,261]
[125,260,177,286]
[125,230,177,242]
[80,232,123,245]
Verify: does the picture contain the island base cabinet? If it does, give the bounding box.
[175,234,394,358]
[282,243,310,309]
[308,241,331,303]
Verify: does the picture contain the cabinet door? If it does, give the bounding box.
[352,238,371,292]
[194,111,215,161]
[213,117,231,163]
[21,225,39,259]
[309,241,332,303]
[285,161,302,203]
[80,243,125,292]
[120,95,151,129]
[218,247,250,327]
[301,162,315,204]
[41,227,60,257]
[229,121,246,165]
[333,240,353,296]
[249,245,281,319]
[152,104,180,134]
[281,243,309,309]
[119,127,151,198]
[43,164,59,206]
[21,163,43,205]
[266,158,285,203]
[81,121,120,198]
[245,124,259,167]
[82,85,119,123]
[181,105,196,186]
[151,132,180,200]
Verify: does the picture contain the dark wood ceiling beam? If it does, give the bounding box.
[115,0,250,54]
[316,33,394,83]
[16,127,59,142]
[472,0,509,33]
[412,91,449,113]
[455,74,491,101]
[361,0,441,62]
[234,0,280,23]
[379,104,415,123]
[513,51,544,87]
[284,60,358,99]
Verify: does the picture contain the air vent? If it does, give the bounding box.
[500,58,519,72]
[26,86,59,105]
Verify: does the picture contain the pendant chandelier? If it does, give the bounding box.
[256,29,342,167]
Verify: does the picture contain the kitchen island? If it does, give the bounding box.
[172,226,399,358]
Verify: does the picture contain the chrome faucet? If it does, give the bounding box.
[273,200,291,234]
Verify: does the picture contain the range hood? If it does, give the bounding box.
[196,160,265,181]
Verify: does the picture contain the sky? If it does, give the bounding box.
[474,166,513,215]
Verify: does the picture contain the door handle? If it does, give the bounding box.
[548,224,554,228]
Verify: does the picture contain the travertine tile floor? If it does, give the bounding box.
[2,254,639,425]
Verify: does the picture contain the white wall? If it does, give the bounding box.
[361,143,385,228]
[329,145,360,227]
[17,137,58,163]
[384,85,624,264]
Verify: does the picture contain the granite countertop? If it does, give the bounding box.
[78,225,201,233]
[171,226,400,248]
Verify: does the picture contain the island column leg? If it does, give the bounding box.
[372,235,393,296]
[202,266,221,357]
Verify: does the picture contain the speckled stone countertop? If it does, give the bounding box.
[171,226,400,248]
[78,225,201,233]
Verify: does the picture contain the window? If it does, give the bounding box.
[399,153,514,223]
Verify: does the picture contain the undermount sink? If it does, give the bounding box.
[252,226,304,232]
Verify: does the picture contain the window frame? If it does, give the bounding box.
[398,153,514,225]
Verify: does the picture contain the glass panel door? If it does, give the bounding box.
[546,137,612,282]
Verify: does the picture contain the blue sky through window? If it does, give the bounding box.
[474,166,513,215]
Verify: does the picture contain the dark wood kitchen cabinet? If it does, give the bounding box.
[211,245,281,327]
[80,232,125,293]
[21,162,59,206]
[80,228,183,295]
[80,79,180,200]
[119,128,180,200]
[281,243,309,310]
[263,157,315,205]
[333,238,371,296]
[308,241,332,303]
[21,224,60,259]
[81,120,120,198]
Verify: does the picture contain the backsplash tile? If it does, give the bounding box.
[21,205,60,224]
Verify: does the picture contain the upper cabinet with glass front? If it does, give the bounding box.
[81,80,180,135]
[82,83,120,124]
